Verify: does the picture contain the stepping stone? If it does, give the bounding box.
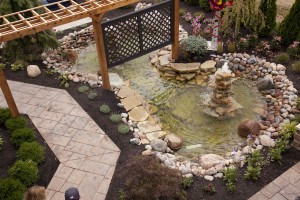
[137,121,161,133]
[145,131,167,141]
[128,106,149,122]
[117,86,135,99]
[121,95,142,111]
[170,63,200,73]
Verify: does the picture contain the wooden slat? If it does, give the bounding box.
[18,13,33,27]
[3,17,17,31]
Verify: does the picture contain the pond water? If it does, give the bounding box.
[77,44,264,159]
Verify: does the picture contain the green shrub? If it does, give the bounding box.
[88,92,98,100]
[0,108,12,126]
[11,60,28,71]
[270,147,283,163]
[179,8,185,16]
[0,136,3,151]
[244,165,261,180]
[224,167,237,192]
[118,124,130,134]
[99,104,110,114]
[5,117,28,132]
[11,128,35,147]
[287,41,300,59]
[292,61,300,72]
[292,114,300,124]
[280,122,297,139]
[258,0,277,36]
[8,160,38,186]
[227,41,236,53]
[110,114,122,123]
[275,53,290,64]
[180,36,207,60]
[17,141,45,164]
[182,177,193,189]
[248,150,265,166]
[77,85,89,93]
[199,0,211,12]
[246,34,258,49]
[0,178,25,200]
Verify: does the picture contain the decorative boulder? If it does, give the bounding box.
[257,76,274,91]
[199,154,225,170]
[238,119,261,138]
[164,134,183,150]
[150,139,168,153]
[27,65,41,78]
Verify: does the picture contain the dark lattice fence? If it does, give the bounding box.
[102,0,174,68]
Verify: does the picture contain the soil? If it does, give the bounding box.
[0,1,300,200]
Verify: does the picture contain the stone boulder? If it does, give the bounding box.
[199,154,225,170]
[150,139,168,153]
[164,134,183,150]
[170,63,200,73]
[259,135,275,147]
[238,119,261,138]
[257,76,274,91]
[27,65,41,78]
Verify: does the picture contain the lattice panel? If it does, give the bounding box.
[102,0,173,68]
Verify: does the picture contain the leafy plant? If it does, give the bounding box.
[8,160,38,186]
[118,124,130,134]
[292,114,300,124]
[78,85,89,93]
[45,66,56,76]
[11,127,35,147]
[118,189,127,200]
[246,34,258,49]
[244,165,261,180]
[99,104,111,114]
[88,92,98,100]
[180,36,207,60]
[0,108,12,126]
[270,147,283,163]
[199,0,211,12]
[179,8,185,16]
[237,38,248,52]
[182,177,193,189]
[5,117,28,132]
[11,60,28,72]
[184,0,198,6]
[110,114,122,123]
[193,11,204,17]
[269,36,282,51]
[227,40,236,53]
[203,182,217,194]
[0,136,3,151]
[182,12,193,23]
[287,41,300,59]
[0,63,5,70]
[275,53,290,64]
[58,73,70,88]
[0,178,25,200]
[248,150,265,166]
[292,61,300,72]
[280,122,297,139]
[224,167,237,192]
[17,141,45,164]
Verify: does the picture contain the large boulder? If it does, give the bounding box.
[199,154,225,170]
[257,76,274,91]
[238,119,261,138]
[164,134,183,150]
[150,139,168,153]
[27,65,41,78]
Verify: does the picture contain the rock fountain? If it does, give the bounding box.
[204,62,243,118]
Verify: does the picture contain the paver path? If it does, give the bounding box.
[0,81,120,200]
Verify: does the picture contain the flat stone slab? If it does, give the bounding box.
[121,95,142,111]
[180,73,197,81]
[170,63,200,73]
[137,121,161,133]
[109,73,124,88]
[145,131,167,141]
[117,86,135,99]
[128,106,149,122]
[159,54,170,66]
[200,60,216,72]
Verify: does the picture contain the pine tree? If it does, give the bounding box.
[279,0,300,45]
[259,0,277,36]
[0,0,59,61]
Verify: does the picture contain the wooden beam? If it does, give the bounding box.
[171,0,179,61]
[92,14,111,90]
[0,69,19,117]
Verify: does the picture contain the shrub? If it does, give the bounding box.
[11,128,35,147]
[199,0,211,12]
[17,141,45,164]
[237,38,248,52]
[280,122,297,139]
[203,182,217,194]
[110,114,122,123]
[99,104,110,114]
[117,124,130,134]
[182,177,193,189]
[5,117,28,132]
[246,34,258,49]
[0,108,12,126]
[0,178,25,200]
[269,36,282,51]
[248,150,265,166]
[88,92,98,100]
[258,0,277,36]
[11,60,28,71]
[119,156,183,199]
[292,61,300,72]
[0,136,3,151]
[77,85,89,93]
[8,160,38,186]
[270,147,283,162]
[179,8,185,16]
[180,36,207,60]
[275,53,290,64]
[244,165,261,180]
[224,167,237,192]
[292,114,300,124]
[227,41,236,53]
[58,73,70,88]
[287,41,300,59]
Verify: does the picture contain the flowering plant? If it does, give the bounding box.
[287,41,300,59]
[191,16,202,36]
[270,36,282,50]
[182,12,193,23]
[237,37,248,52]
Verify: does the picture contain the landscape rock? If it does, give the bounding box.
[164,134,183,150]
[238,119,261,138]
[150,139,168,153]
[27,65,41,78]
[199,154,225,170]
[259,135,275,147]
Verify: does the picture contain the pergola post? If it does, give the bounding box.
[0,68,19,117]
[92,14,111,90]
[171,0,180,61]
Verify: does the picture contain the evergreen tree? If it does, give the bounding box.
[0,0,59,61]
[279,0,300,45]
[259,0,277,36]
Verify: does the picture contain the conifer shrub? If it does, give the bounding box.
[180,36,207,60]
[11,127,36,147]
[0,178,25,200]
[0,108,12,126]
[259,0,277,36]
[17,141,45,164]
[5,117,28,132]
[8,160,38,186]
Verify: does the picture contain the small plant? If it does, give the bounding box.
[227,41,236,53]
[203,182,217,194]
[217,42,223,54]
[0,178,25,200]
[275,53,290,64]
[270,147,283,163]
[269,36,282,50]
[11,127,35,147]
[280,122,297,139]
[244,165,261,180]
[0,136,3,151]
[99,104,111,114]
[118,189,127,200]
[88,92,98,100]
[248,150,265,166]
[11,60,28,72]
[292,114,300,124]
[8,160,38,186]
[17,141,45,164]
[0,108,12,126]
[55,30,64,36]
[5,117,28,132]
[80,24,88,29]
[237,37,248,52]
[110,114,122,123]
[182,177,193,189]
[292,61,300,72]
[246,34,258,49]
[0,63,5,70]
[287,41,300,59]
[224,167,237,192]
[58,73,70,88]
[182,190,187,200]
[180,36,207,60]
[78,85,89,93]
[179,8,185,16]
[199,0,211,12]
[117,124,130,134]
[45,66,56,76]
[182,12,193,23]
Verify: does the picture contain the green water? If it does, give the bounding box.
[78,45,264,159]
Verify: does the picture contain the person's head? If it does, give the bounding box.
[24,186,46,200]
[65,187,80,200]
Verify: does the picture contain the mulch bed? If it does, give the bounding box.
[1,2,300,199]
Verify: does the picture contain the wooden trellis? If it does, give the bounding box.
[0,0,179,117]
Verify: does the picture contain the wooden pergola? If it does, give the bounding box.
[0,0,179,117]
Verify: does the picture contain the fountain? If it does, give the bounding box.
[204,62,243,118]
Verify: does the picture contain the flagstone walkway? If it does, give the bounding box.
[0,81,120,200]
